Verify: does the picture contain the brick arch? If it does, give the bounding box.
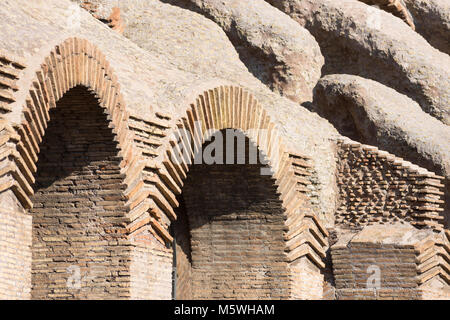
[0,38,157,299]
[0,38,145,217]
[133,86,329,299]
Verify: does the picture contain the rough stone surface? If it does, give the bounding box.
[403,0,450,55]
[161,0,324,103]
[313,74,450,228]
[79,2,125,34]
[337,223,435,246]
[265,0,450,124]
[180,158,289,299]
[358,0,415,29]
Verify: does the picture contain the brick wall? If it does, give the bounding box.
[0,199,32,299]
[333,241,420,299]
[126,112,175,300]
[331,224,450,300]
[173,132,290,299]
[172,199,193,299]
[129,231,173,300]
[290,257,324,299]
[334,139,449,300]
[125,87,329,300]
[336,139,445,231]
[0,110,32,299]
[0,52,25,114]
[30,87,131,299]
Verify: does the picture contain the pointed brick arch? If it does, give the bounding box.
[0,38,150,299]
[0,38,147,217]
[129,86,330,299]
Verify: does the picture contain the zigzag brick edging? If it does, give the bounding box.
[126,86,329,276]
[0,52,26,200]
[0,51,26,115]
[0,120,29,207]
[415,231,450,287]
[336,138,446,231]
[0,38,149,231]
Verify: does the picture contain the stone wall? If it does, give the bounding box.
[402,0,450,55]
[266,0,450,125]
[336,139,445,231]
[125,111,175,300]
[358,0,415,29]
[30,87,131,299]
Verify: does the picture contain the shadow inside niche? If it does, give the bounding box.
[174,129,281,228]
[32,85,120,191]
[170,130,288,299]
[29,85,127,299]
